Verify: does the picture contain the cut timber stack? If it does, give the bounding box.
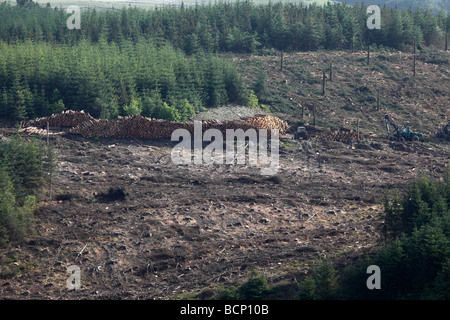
[70,114,290,140]
[197,115,290,138]
[240,114,290,135]
[199,119,259,137]
[26,110,95,128]
[19,126,55,136]
[71,119,117,138]
[114,117,192,140]
[70,116,192,139]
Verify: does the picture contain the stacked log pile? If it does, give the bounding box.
[114,117,192,140]
[19,126,56,136]
[70,119,118,138]
[26,110,370,143]
[70,116,190,139]
[240,115,290,134]
[26,110,95,128]
[69,114,290,139]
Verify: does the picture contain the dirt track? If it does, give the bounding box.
[0,131,448,299]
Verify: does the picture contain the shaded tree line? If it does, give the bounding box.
[0,39,249,121]
[338,172,450,299]
[307,172,449,299]
[215,171,450,300]
[1,1,449,52]
[341,0,450,13]
[0,1,449,122]
[0,136,55,248]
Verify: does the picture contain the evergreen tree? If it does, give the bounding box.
[184,33,200,55]
[301,14,324,51]
[0,163,17,247]
[0,88,8,119]
[96,73,119,119]
[141,88,163,118]
[341,172,450,300]
[122,97,143,116]
[382,191,403,241]
[297,276,316,300]
[14,91,28,122]
[16,0,36,8]
[341,9,359,51]
[157,102,181,121]
[0,137,48,246]
[401,175,440,234]
[174,98,195,122]
[312,259,339,300]
[49,88,65,114]
[401,10,422,49]
[223,63,248,106]
[386,9,404,49]
[197,22,217,53]
[4,138,43,201]
[49,99,65,115]
[206,58,227,108]
[324,4,343,49]
[252,68,267,99]
[445,13,450,50]
[417,9,440,46]
[31,86,49,118]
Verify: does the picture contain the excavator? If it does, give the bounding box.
[384,114,423,142]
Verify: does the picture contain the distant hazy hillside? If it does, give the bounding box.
[11,0,448,11]
[339,0,449,12]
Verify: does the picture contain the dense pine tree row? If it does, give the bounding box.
[0,136,54,247]
[340,172,450,300]
[1,1,449,52]
[342,0,450,13]
[0,39,249,121]
[0,1,449,121]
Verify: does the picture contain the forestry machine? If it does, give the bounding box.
[384,114,423,142]
[294,126,308,140]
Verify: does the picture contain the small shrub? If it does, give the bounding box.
[297,276,316,300]
[247,91,259,110]
[218,270,273,300]
[238,270,271,299]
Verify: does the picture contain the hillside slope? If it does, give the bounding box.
[0,50,448,301]
[231,49,449,138]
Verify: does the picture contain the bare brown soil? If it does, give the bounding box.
[0,129,448,299]
[1,49,449,300]
[231,50,449,138]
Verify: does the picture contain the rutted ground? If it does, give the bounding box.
[2,48,449,299]
[0,130,447,299]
